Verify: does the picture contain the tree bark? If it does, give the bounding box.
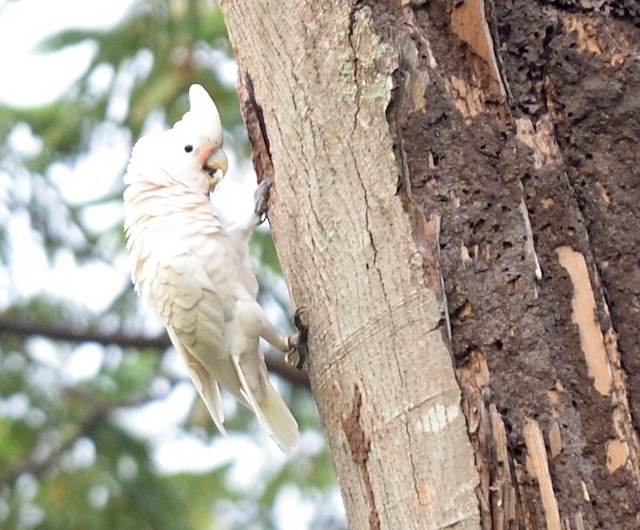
[220,1,640,528]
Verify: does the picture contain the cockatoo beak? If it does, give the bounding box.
[204,148,228,192]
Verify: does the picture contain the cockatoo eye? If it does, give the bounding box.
[184,144,194,153]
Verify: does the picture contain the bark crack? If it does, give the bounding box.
[404,417,423,506]
[238,69,274,179]
[342,384,380,530]
[348,3,362,133]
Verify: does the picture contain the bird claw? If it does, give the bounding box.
[285,307,309,370]
[254,177,273,224]
[284,348,300,369]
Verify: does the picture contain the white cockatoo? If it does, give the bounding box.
[123,84,299,453]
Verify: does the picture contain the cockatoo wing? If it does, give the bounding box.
[166,326,225,433]
[147,245,247,433]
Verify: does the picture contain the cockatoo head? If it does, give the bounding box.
[172,84,228,192]
[126,84,228,195]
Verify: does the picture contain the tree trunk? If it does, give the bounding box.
[219,1,640,528]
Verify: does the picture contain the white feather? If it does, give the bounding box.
[123,84,299,452]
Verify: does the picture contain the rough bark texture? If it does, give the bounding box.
[399,2,640,528]
[221,1,480,528]
[220,0,640,528]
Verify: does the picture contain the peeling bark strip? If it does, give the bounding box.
[449,0,505,99]
[342,385,379,530]
[523,419,561,530]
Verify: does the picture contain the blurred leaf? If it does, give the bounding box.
[251,229,283,276]
[101,350,158,398]
[0,418,38,472]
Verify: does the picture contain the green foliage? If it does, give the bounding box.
[100,350,159,399]
[251,228,283,277]
[0,1,343,529]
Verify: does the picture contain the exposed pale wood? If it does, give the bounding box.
[450,0,505,98]
[523,419,561,530]
[557,247,640,480]
[556,247,612,396]
[603,326,640,480]
[219,1,481,528]
[489,404,515,530]
[549,421,563,459]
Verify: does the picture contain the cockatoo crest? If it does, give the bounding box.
[173,84,223,145]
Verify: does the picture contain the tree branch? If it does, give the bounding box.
[0,315,309,386]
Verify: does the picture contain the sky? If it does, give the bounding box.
[0,0,135,107]
[0,0,138,309]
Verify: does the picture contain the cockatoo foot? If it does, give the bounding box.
[254,177,274,223]
[284,346,299,369]
[285,307,309,369]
